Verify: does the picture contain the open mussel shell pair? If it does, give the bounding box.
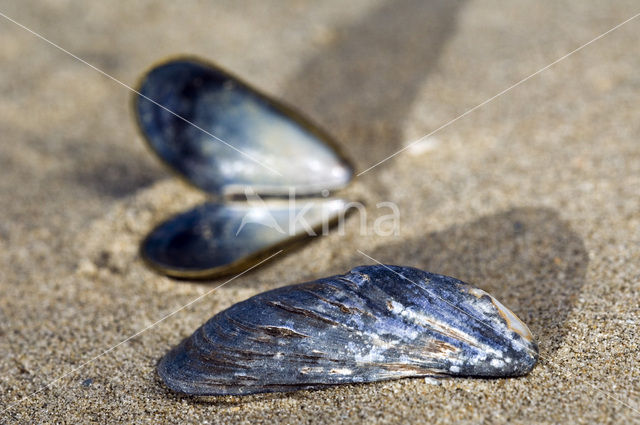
[134,58,354,278]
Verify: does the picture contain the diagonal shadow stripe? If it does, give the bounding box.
[283,0,467,180]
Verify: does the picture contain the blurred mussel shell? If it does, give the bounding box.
[141,199,349,279]
[134,58,355,279]
[134,57,353,198]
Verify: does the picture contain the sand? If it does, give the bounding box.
[1,0,640,423]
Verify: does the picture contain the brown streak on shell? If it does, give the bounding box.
[301,288,373,317]
[266,300,340,326]
[256,326,309,339]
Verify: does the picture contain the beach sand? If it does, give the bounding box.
[1,0,639,423]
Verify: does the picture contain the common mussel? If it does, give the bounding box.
[134,57,354,278]
[158,265,538,396]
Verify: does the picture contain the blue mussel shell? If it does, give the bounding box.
[136,58,353,198]
[158,265,538,395]
[134,58,354,278]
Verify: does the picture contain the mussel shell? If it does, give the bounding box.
[158,265,538,395]
[135,58,353,197]
[142,199,348,279]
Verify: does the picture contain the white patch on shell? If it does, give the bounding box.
[299,367,326,374]
[399,307,483,348]
[330,368,353,375]
[389,300,404,312]
[490,358,505,369]
[349,341,386,363]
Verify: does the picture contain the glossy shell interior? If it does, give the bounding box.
[142,199,349,279]
[135,58,353,198]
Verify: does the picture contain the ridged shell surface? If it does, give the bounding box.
[158,265,538,395]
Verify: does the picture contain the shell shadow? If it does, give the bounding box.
[71,142,165,198]
[340,207,589,357]
[283,0,467,180]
